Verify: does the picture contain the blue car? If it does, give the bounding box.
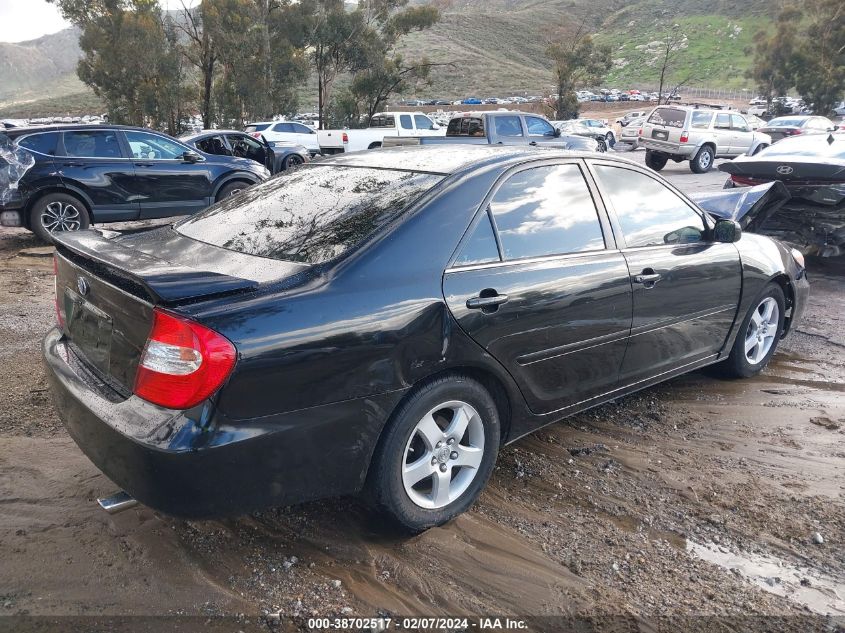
[0,124,269,243]
[462,97,482,105]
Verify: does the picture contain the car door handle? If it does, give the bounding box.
[633,271,662,286]
[466,294,509,310]
[529,141,538,146]
[134,162,155,167]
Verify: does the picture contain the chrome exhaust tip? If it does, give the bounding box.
[97,491,138,514]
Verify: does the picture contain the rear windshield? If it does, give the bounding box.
[447,117,485,136]
[176,166,443,264]
[758,136,845,160]
[245,124,270,133]
[647,108,686,128]
[766,118,805,127]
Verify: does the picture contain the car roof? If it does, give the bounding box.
[314,145,633,176]
[2,123,168,137]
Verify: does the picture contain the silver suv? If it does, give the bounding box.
[640,106,772,173]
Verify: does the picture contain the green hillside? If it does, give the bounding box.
[0,0,775,118]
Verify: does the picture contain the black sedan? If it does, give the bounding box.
[0,125,269,242]
[758,115,837,143]
[44,146,808,532]
[180,130,309,174]
[720,132,845,257]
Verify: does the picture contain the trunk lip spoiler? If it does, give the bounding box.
[54,230,259,305]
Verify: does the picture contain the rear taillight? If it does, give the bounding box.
[786,128,802,136]
[342,132,349,144]
[134,309,236,410]
[679,131,689,143]
[638,128,643,136]
[53,254,64,328]
[250,132,262,139]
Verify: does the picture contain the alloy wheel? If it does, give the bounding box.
[698,150,712,170]
[402,400,485,509]
[744,297,779,365]
[40,201,82,233]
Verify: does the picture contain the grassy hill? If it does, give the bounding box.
[0,0,774,118]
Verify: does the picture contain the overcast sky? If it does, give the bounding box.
[0,0,200,43]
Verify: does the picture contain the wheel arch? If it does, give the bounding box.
[769,272,796,336]
[23,186,93,228]
[212,172,261,200]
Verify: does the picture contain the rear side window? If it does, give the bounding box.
[454,213,500,266]
[493,116,522,137]
[447,117,484,136]
[399,114,413,129]
[245,124,270,133]
[690,111,712,129]
[593,165,704,248]
[714,113,731,129]
[489,164,605,260]
[647,108,686,128]
[176,166,443,264]
[273,123,293,133]
[17,132,59,155]
[62,130,122,158]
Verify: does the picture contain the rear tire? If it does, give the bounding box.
[367,374,500,533]
[282,154,305,170]
[717,283,785,378]
[29,192,90,243]
[216,180,250,201]
[690,145,714,173]
[645,149,668,171]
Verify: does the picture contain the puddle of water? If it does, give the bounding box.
[687,540,845,616]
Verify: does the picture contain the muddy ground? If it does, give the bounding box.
[0,156,843,632]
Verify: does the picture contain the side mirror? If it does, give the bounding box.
[553,127,561,137]
[713,219,742,243]
[182,150,202,163]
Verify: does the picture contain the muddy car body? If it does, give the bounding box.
[44,146,808,532]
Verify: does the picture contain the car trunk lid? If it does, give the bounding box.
[53,229,302,395]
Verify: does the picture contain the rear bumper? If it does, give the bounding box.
[43,328,405,517]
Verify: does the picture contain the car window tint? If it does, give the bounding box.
[370,115,395,128]
[291,123,312,134]
[176,166,443,264]
[414,115,434,130]
[399,114,413,129]
[274,123,294,133]
[489,164,605,260]
[647,108,685,128]
[454,213,500,266]
[493,115,522,137]
[690,111,712,129]
[196,136,230,155]
[17,132,59,155]
[123,131,185,160]
[593,165,704,248]
[525,116,554,136]
[63,130,123,158]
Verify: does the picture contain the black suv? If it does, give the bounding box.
[0,125,269,242]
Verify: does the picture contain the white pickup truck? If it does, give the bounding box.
[322,111,446,153]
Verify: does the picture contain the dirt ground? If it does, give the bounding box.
[0,157,843,633]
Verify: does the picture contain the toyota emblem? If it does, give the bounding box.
[776,165,794,175]
[77,277,90,296]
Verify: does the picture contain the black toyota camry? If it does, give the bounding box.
[44,145,809,532]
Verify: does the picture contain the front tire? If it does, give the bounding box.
[690,145,714,173]
[30,192,90,243]
[367,374,500,533]
[719,283,786,378]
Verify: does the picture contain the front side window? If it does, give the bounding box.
[489,164,605,260]
[177,166,443,264]
[123,131,186,160]
[593,165,704,248]
[731,114,749,132]
[525,117,555,137]
[272,123,293,133]
[414,115,435,131]
[493,116,523,137]
[63,131,123,158]
[227,134,263,160]
[195,136,229,155]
